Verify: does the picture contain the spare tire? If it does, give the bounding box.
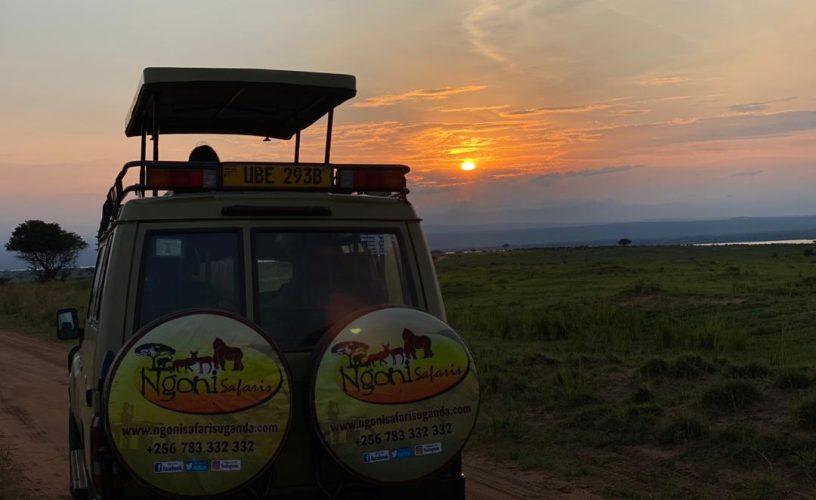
[104,310,292,498]
[310,306,479,484]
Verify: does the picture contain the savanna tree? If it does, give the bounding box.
[5,220,88,282]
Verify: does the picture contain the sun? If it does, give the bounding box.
[460,160,476,171]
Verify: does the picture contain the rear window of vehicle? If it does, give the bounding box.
[136,231,244,328]
[253,231,413,350]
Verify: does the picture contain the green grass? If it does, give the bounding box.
[793,396,816,429]
[438,245,816,496]
[0,279,90,338]
[701,381,763,415]
[658,414,706,444]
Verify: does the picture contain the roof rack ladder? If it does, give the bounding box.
[151,98,159,196]
[139,124,146,198]
[324,108,334,164]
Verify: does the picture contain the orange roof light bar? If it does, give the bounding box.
[140,162,408,194]
[336,165,409,193]
[145,166,218,190]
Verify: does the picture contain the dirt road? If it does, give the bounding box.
[0,331,72,499]
[0,330,576,499]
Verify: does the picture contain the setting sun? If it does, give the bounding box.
[460,161,476,171]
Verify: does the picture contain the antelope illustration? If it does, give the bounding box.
[389,346,405,365]
[172,351,198,372]
[366,344,392,366]
[190,351,214,374]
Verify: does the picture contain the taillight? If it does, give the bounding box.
[337,166,408,193]
[145,167,218,190]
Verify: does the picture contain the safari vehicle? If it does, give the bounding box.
[56,68,477,500]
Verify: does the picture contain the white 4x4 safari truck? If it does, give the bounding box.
[56,68,479,499]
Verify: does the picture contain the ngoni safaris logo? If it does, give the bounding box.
[328,327,469,404]
[132,336,283,414]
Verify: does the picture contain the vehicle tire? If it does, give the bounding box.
[68,412,89,500]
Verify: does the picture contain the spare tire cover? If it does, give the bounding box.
[311,306,479,483]
[105,310,292,498]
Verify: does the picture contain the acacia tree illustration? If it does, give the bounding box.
[134,343,176,370]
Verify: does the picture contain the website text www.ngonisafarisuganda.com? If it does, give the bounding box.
[120,422,279,439]
[328,404,473,433]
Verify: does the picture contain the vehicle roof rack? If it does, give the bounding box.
[125,67,356,139]
[98,68,407,239]
[125,68,356,191]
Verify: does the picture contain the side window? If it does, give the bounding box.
[136,231,244,328]
[87,241,111,324]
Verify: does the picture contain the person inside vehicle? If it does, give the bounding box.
[188,144,220,162]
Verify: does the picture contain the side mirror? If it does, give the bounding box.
[56,308,83,341]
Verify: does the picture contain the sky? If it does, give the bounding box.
[2,0,816,267]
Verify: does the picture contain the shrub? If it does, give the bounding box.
[658,416,706,444]
[640,357,669,377]
[483,413,526,441]
[712,423,758,444]
[793,396,816,430]
[552,365,598,407]
[570,405,615,429]
[729,362,772,379]
[620,279,664,296]
[775,368,812,390]
[669,354,717,379]
[628,385,655,404]
[521,352,558,366]
[625,403,662,418]
[702,381,763,415]
[640,354,717,379]
[569,403,659,446]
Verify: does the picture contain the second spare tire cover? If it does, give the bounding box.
[105,310,292,498]
[311,306,479,483]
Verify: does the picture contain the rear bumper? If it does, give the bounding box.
[277,473,466,500]
[110,473,465,500]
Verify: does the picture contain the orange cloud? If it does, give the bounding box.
[438,105,510,113]
[351,85,487,108]
[500,103,615,117]
[610,108,650,116]
[636,76,690,87]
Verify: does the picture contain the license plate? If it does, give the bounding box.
[221,164,332,189]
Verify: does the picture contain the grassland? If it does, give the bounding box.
[4,244,816,496]
[0,279,90,339]
[438,245,816,497]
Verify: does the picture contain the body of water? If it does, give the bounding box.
[695,239,816,246]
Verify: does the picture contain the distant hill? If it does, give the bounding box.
[425,215,816,250]
[4,215,816,270]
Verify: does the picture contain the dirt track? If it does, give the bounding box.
[0,331,72,499]
[0,330,573,499]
